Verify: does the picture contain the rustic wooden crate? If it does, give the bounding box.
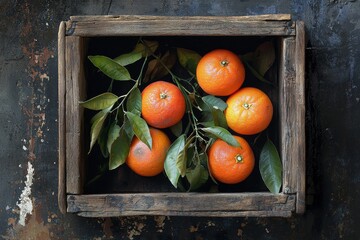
[58,14,305,217]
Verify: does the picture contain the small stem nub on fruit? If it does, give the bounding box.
[160,92,167,99]
[235,154,243,163]
[220,60,229,67]
[243,102,251,110]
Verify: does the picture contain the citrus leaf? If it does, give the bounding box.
[113,40,158,66]
[259,139,282,193]
[109,128,130,170]
[123,118,135,141]
[80,92,118,110]
[253,41,275,76]
[241,58,273,85]
[88,55,131,80]
[201,126,240,147]
[113,52,142,66]
[186,160,209,191]
[199,121,215,128]
[143,50,176,83]
[125,111,152,150]
[202,95,227,111]
[170,120,183,137]
[126,87,142,115]
[241,52,255,62]
[136,40,159,57]
[97,122,110,158]
[177,146,187,178]
[90,106,112,124]
[211,108,228,129]
[202,152,217,184]
[107,122,121,153]
[176,48,201,75]
[89,110,108,153]
[164,134,186,188]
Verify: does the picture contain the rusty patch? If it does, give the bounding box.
[4,203,51,240]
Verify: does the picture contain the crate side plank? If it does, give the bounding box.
[65,36,86,194]
[77,210,293,218]
[67,193,295,216]
[69,20,295,37]
[295,21,306,214]
[70,14,292,22]
[279,36,298,194]
[58,21,67,214]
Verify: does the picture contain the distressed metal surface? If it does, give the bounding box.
[1,0,359,239]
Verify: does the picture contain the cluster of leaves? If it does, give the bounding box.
[81,38,282,193]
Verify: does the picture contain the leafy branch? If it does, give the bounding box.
[81,38,282,193]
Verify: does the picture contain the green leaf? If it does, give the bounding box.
[202,95,227,111]
[107,122,121,153]
[109,128,130,170]
[211,108,228,129]
[126,87,142,115]
[143,50,176,82]
[241,52,254,62]
[253,41,275,76]
[186,160,209,191]
[259,139,282,193]
[241,58,273,85]
[176,48,202,75]
[88,55,131,80]
[113,40,158,66]
[125,111,152,150]
[89,110,108,153]
[97,122,110,158]
[80,92,118,110]
[202,152,217,184]
[164,134,186,188]
[201,126,240,147]
[113,52,142,66]
[123,118,135,140]
[136,40,159,57]
[170,120,183,137]
[90,106,111,124]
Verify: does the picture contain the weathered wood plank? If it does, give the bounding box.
[77,210,293,218]
[295,21,306,214]
[279,36,298,194]
[58,21,67,214]
[67,193,295,217]
[65,36,86,194]
[66,17,295,37]
[70,14,292,22]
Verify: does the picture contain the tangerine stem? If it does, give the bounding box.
[220,60,229,67]
[243,102,251,110]
[235,154,244,163]
[160,92,167,99]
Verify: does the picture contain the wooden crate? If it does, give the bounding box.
[58,14,305,217]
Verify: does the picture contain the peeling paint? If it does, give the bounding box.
[16,161,34,226]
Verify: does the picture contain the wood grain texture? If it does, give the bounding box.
[66,15,295,37]
[67,192,295,217]
[295,21,306,214]
[279,36,297,195]
[70,14,292,22]
[58,21,67,214]
[65,36,86,194]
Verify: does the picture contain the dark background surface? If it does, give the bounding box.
[1,0,359,239]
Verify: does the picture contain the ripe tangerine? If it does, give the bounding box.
[141,81,186,128]
[196,49,245,96]
[225,87,273,135]
[208,136,255,184]
[126,128,171,177]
